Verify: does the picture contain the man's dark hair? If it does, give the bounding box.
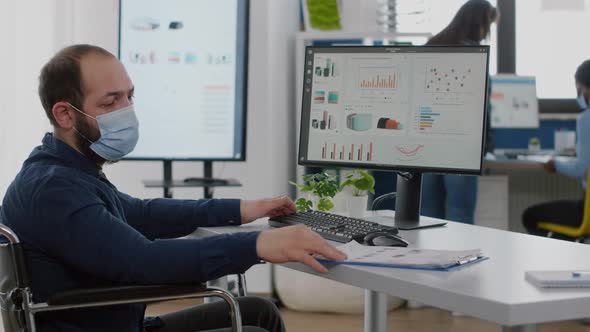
[38,44,114,126]
[575,60,590,88]
[427,0,498,46]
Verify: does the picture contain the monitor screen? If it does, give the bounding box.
[119,0,248,160]
[299,46,490,175]
[489,74,539,128]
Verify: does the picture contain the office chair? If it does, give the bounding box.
[537,168,590,243]
[0,221,243,332]
[370,192,397,211]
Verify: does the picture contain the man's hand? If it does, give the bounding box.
[544,159,556,173]
[256,225,347,273]
[240,196,296,224]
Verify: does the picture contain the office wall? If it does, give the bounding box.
[0,0,56,199]
[0,0,299,293]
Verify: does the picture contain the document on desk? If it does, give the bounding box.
[318,241,486,271]
[525,271,590,288]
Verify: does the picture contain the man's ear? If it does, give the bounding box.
[52,102,75,129]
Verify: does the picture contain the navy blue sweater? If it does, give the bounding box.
[0,133,261,332]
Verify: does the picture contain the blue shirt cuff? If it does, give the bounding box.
[228,231,262,271]
[209,199,242,226]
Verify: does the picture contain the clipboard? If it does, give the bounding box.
[318,256,489,271]
[317,241,487,272]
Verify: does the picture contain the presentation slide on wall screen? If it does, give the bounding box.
[119,0,246,159]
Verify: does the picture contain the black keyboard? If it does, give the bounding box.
[268,210,398,243]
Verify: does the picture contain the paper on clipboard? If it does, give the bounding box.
[318,241,484,270]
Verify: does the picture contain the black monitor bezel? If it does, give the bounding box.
[117,0,249,162]
[298,45,490,175]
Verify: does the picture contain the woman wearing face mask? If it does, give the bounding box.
[419,0,499,224]
[522,59,590,237]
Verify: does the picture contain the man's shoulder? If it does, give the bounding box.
[20,162,82,185]
[11,162,96,202]
[3,162,106,227]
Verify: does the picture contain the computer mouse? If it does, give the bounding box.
[363,232,409,247]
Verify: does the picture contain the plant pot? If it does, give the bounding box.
[346,195,368,218]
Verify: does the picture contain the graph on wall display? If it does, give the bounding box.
[320,141,374,161]
[359,65,397,90]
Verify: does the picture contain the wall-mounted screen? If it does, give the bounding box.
[119,0,248,160]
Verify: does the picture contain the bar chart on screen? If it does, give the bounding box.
[412,105,476,136]
[313,55,340,79]
[311,110,338,131]
[359,65,398,90]
[416,106,439,131]
[320,141,374,162]
[345,58,401,100]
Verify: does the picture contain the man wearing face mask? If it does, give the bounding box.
[69,101,138,162]
[522,59,590,237]
[0,45,346,332]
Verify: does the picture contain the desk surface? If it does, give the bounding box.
[188,211,590,327]
[485,154,575,172]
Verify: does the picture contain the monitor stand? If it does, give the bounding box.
[182,161,230,187]
[394,173,447,230]
[150,160,238,199]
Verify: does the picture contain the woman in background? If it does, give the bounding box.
[369,0,499,312]
[420,0,499,224]
[522,60,590,237]
[371,0,498,218]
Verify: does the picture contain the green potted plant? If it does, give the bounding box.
[528,136,541,153]
[339,170,375,217]
[289,172,340,212]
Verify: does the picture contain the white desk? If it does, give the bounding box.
[187,211,590,332]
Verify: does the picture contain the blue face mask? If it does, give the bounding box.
[68,103,139,161]
[577,94,589,110]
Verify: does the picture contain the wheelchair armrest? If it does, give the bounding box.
[46,284,207,306]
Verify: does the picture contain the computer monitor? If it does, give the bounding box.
[298,45,490,229]
[489,74,539,128]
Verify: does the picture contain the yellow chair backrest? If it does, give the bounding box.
[577,167,590,235]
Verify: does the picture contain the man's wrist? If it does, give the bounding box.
[203,199,242,226]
